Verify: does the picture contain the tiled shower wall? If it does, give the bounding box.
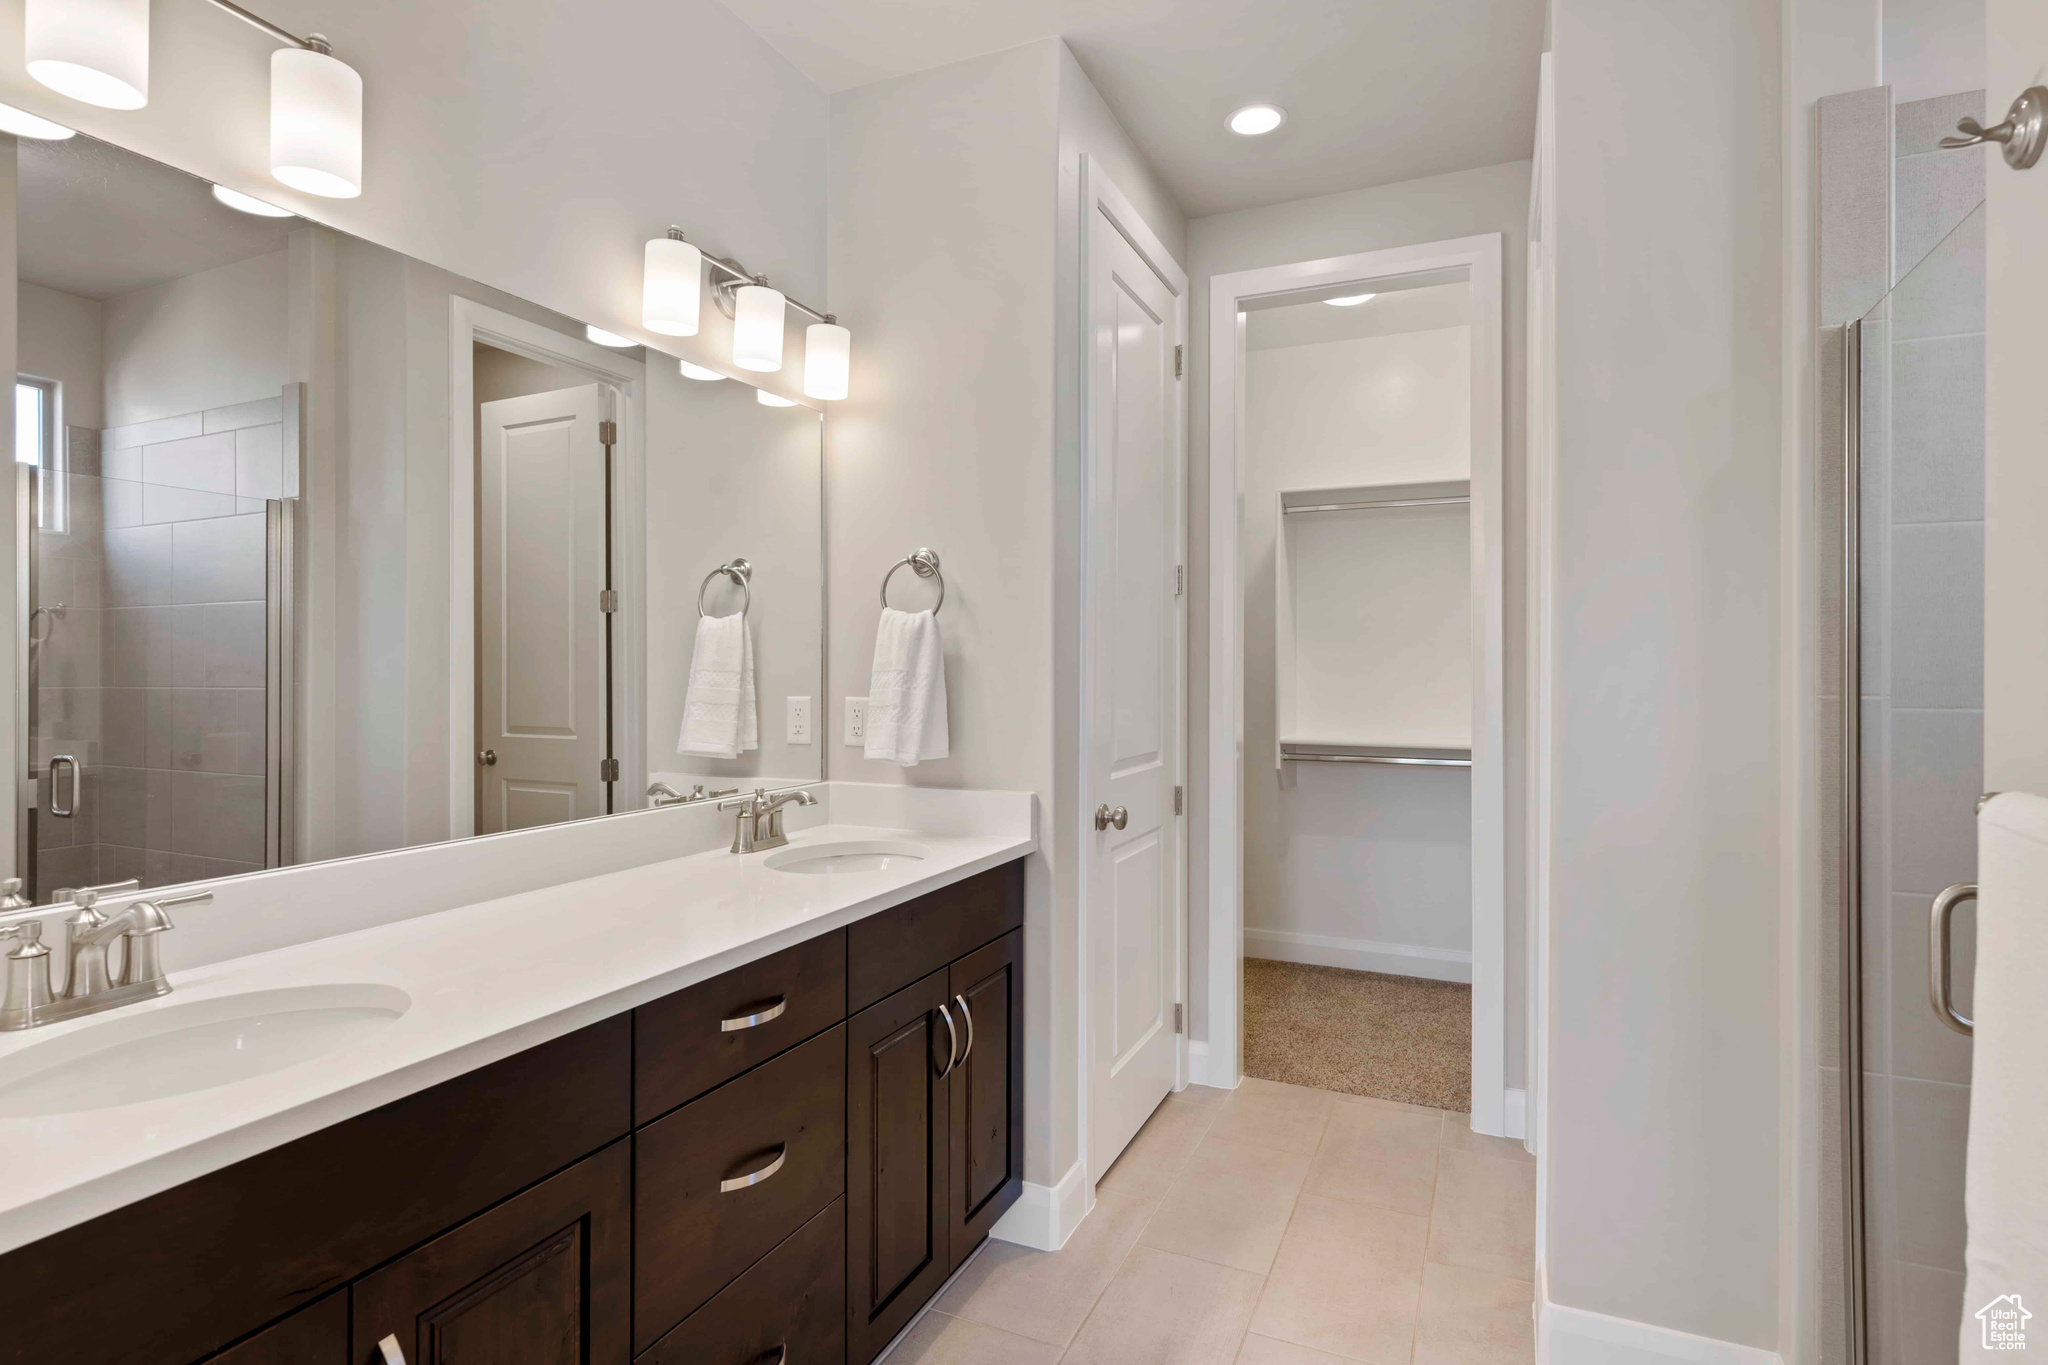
[31,394,278,892]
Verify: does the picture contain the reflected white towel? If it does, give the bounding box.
[677,612,758,759]
[864,607,948,767]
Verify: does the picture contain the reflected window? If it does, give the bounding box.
[16,376,64,530]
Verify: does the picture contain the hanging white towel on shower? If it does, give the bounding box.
[677,612,758,759]
[864,607,948,767]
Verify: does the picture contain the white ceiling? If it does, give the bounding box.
[716,0,1543,217]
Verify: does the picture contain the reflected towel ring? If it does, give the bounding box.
[697,558,753,618]
[879,548,943,615]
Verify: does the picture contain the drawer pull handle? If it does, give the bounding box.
[936,1002,960,1079]
[376,1334,406,1365]
[721,996,789,1032]
[954,994,975,1067]
[721,1144,787,1193]
[754,1348,788,1365]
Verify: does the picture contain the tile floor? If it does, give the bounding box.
[882,1077,1537,1365]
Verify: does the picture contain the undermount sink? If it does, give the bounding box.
[763,840,930,876]
[0,983,411,1118]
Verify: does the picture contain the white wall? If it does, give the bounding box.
[1545,0,1784,1353]
[101,251,285,429]
[17,280,102,431]
[1185,159,1531,1078]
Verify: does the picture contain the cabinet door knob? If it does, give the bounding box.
[720,995,788,1032]
[376,1334,406,1365]
[720,1144,787,1193]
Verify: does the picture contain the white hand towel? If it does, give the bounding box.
[677,612,758,759]
[864,607,948,767]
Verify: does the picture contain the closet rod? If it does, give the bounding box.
[1284,495,1470,514]
[1284,752,1472,768]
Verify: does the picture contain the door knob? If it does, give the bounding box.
[1093,804,1128,831]
[477,749,497,767]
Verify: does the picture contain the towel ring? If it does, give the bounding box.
[697,558,753,618]
[880,548,943,615]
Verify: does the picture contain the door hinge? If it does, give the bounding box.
[1174,1003,1184,1033]
[598,589,619,613]
[1175,564,1184,597]
[1173,344,1184,379]
[598,419,618,445]
[1173,785,1184,816]
[599,757,620,782]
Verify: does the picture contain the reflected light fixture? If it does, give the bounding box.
[756,390,798,408]
[26,0,151,109]
[0,102,76,140]
[586,326,634,348]
[678,360,725,382]
[731,284,786,372]
[643,229,703,337]
[212,184,295,217]
[803,322,850,402]
[1323,293,1377,307]
[1226,104,1286,136]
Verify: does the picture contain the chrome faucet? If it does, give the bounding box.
[0,884,213,1031]
[717,787,818,853]
[649,781,740,808]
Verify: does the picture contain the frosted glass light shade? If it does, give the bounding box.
[271,47,363,198]
[212,184,294,217]
[643,237,702,337]
[756,390,798,407]
[802,323,850,401]
[0,102,75,139]
[26,0,149,109]
[585,326,633,348]
[731,284,785,373]
[678,360,725,381]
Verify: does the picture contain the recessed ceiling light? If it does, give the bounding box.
[756,390,798,407]
[0,101,74,140]
[1323,293,1377,307]
[1227,104,1286,136]
[678,360,725,381]
[586,326,634,348]
[211,184,294,218]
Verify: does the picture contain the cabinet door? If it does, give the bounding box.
[352,1141,630,1365]
[948,928,1024,1267]
[845,968,951,1365]
[207,1293,346,1365]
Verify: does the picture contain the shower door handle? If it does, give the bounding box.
[47,755,79,819]
[1929,883,1976,1036]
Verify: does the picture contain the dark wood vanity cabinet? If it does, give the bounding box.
[0,857,1025,1365]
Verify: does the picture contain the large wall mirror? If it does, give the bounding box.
[14,131,823,902]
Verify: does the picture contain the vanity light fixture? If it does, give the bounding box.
[678,360,725,382]
[680,235,848,395]
[731,284,786,372]
[26,0,151,109]
[756,391,798,408]
[0,102,76,140]
[1323,293,1377,307]
[1227,103,1287,136]
[803,322,850,402]
[212,184,295,217]
[180,0,364,197]
[643,228,703,337]
[586,326,635,348]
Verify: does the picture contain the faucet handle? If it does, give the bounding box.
[0,878,30,910]
[0,919,44,952]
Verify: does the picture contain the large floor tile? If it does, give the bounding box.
[1061,1245,1264,1365]
[1141,1135,1313,1273]
[881,1311,1063,1364]
[1439,1113,1533,1164]
[1335,1093,1444,1119]
[1250,1195,1427,1363]
[1306,1102,1442,1216]
[1412,1262,1535,1365]
[1427,1150,1536,1280]
[1206,1077,1336,1156]
[937,1190,1154,1346]
[1235,1335,1358,1364]
[1101,1092,1225,1201]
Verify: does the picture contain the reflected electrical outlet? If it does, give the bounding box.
[844,697,867,746]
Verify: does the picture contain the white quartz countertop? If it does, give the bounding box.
[0,818,1034,1255]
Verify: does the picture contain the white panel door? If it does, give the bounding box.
[1086,192,1185,1184]
[477,384,610,834]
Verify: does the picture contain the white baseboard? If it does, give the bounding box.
[1185,1039,1240,1090]
[1540,1299,1783,1365]
[990,1159,1089,1251]
[1505,1087,1528,1141]
[1245,927,1473,983]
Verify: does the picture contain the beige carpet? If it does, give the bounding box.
[1242,957,1471,1112]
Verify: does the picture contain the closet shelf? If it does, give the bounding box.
[1280,738,1472,769]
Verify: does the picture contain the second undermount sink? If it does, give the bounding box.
[763,840,931,876]
[0,983,412,1118]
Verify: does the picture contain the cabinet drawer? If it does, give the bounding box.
[637,1197,847,1365]
[634,1023,847,1352]
[203,1294,345,1365]
[847,860,1024,1013]
[636,931,847,1121]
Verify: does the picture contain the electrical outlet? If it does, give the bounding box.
[786,696,812,744]
[844,696,867,745]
